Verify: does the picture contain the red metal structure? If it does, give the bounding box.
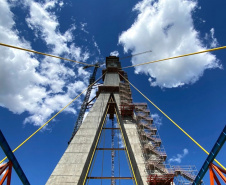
[0,130,30,185]
[209,163,226,185]
[0,161,12,185]
[147,174,174,185]
[120,104,135,118]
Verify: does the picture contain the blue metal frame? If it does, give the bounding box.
[0,130,30,185]
[192,125,226,185]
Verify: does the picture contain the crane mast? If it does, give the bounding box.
[68,63,99,144]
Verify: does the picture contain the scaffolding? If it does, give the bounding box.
[119,75,173,184]
[119,77,199,185]
[119,73,134,119]
[134,103,175,185]
[173,166,200,185]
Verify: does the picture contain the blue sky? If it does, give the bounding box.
[0,0,226,184]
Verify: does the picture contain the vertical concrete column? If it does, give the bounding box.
[114,100,148,185]
[123,120,148,185]
[46,93,110,185]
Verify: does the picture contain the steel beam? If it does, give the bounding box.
[87,177,134,179]
[0,130,30,185]
[96,148,125,150]
[103,128,120,130]
[193,125,226,185]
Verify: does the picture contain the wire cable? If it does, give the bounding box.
[122,46,226,69]
[86,135,100,185]
[118,72,226,171]
[115,108,138,185]
[0,42,95,67]
[101,120,107,185]
[117,121,121,185]
[82,105,110,185]
[112,98,134,185]
[86,94,107,185]
[0,73,105,164]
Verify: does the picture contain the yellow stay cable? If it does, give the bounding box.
[109,97,135,185]
[86,125,103,185]
[115,107,138,185]
[122,46,226,69]
[118,72,226,170]
[82,105,109,185]
[0,73,105,164]
[0,42,95,67]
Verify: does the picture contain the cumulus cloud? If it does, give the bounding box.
[26,1,76,56]
[110,50,119,57]
[0,0,91,126]
[119,0,221,88]
[169,148,188,163]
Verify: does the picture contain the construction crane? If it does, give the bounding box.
[68,63,100,144]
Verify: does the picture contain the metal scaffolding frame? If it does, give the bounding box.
[118,75,200,185]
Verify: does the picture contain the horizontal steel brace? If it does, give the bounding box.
[87,177,134,179]
[96,148,125,150]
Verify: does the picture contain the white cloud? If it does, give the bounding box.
[119,0,221,88]
[151,113,162,127]
[0,0,91,127]
[110,50,119,57]
[169,148,188,163]
[115,132,124,148]
[93,37,101,55]
[81,22,89,34]
[205,28,218,48]
[59,1,64,7]
[26,0,77,56]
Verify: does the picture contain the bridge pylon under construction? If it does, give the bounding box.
[46,56,197,185]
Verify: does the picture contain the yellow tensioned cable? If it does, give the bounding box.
[0,72,105,164]
[101,120,107,185]
[83,105,109,185]
[122,46,226,69]
[118,72,226,171]
[115,107,138,185]
[86,126,103,185]
[0,42,95,67]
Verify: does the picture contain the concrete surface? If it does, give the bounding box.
[46,93,110,185]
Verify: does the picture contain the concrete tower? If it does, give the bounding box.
[46,57,194,185]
